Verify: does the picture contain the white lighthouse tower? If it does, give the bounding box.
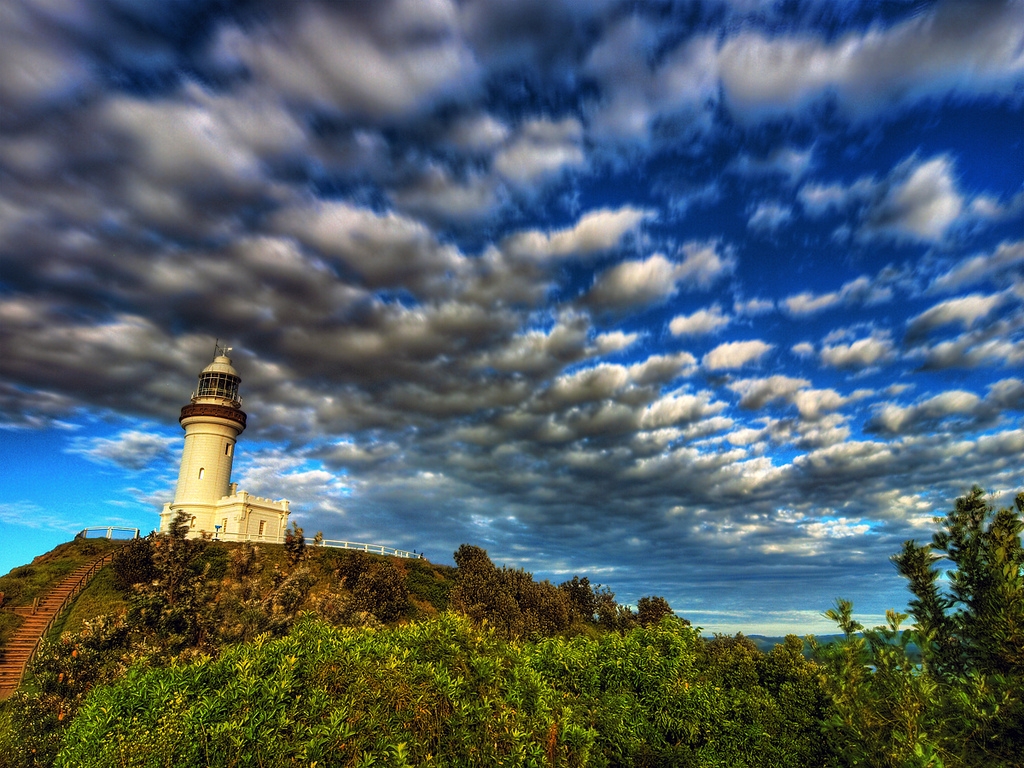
[160,347,290,541]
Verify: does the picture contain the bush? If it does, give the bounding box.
[54,614,835,768]
[111,538,156,592]
[352,560,410,621]
[283,522,305,567]
[636,595,674,627]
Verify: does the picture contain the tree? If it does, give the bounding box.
[127,509,211,646]
[558,576,597,624]
[449,545,523,636]
[636,595,674,627]
[283,521,306,567]
[821,486,1024,767]
[893,486,1024,680]
[110,537,156,592]
[352,560,409,621]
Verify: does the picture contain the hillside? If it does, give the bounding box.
[0,486,1020,767]
[0,539,125,650]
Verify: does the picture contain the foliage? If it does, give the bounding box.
[819,486,1024,768]
[403,557,453,613]
[637,595,675,627]
[449,544,577,638]
[335,549,374,588]
[283,521,306,567]
[0,613,130,768]
[127,512,213,649]
[56,615,589,767]
[0,538,122,609]
[54,614,836,768]
[559,576,597,624]
[893,487,1024,680]
[7,485,1018,767]
[815,602,941,768]
[0,610,20,649]
[352,559,409,621]
[110,537,157,592]
[58,566,127,637]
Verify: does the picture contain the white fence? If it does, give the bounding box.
[77,526,141,540]
[206,530,423,559]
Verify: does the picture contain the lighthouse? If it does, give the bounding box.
[160,347,290,542]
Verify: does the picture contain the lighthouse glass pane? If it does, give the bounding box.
[197,373,240,401]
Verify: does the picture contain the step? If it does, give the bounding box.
[0,550,120,701]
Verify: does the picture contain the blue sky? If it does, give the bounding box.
[0,0,1022,634]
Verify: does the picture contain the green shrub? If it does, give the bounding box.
[111,537,156,592]
[352,560,409,621]
[56,615,594,768]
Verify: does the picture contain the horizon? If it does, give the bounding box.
[1,0,1022,636]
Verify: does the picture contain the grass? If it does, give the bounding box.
[0,539,124,607]
[0,537,461,655]
[0,613,21,650]
[0,538,126,654]
[56,567,128,638]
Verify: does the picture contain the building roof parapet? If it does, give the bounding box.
[219,491,290,506]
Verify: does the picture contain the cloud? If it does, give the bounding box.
[734,298,775,316]
[703,340,773,370]
[905,293,1007,340]
[640,390,726,430]
[501,207,651,261]
[791,342,815,359]
[747,202,793,232]
[931,240,1024,293]
[215,0,479,119]
[0,0,1022,634]
[391,166,501,222]
[791,388,847,421]
[447,113,511,152]
[273,201,465,294]
[493,118,585,185]
[583,18,718,141]
[727,376,809,410]
[913,327,1024,370]
[866,379,1024,435]
[674,242,737,290]
[69,430,178,471]
[728,145,814,183]
[584,241,736,312]
[783,275,894,317]
[800,154,968,244]
[586,254,684,311]
[718,1,1024,118]
[820,335,896,370]
[669,305,730,337]
[861,156,963,242]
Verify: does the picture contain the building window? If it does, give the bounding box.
[225,443,231,456]
[198,467,205,480]
[258,520,266,537]
[222,518,228,532]
[190,516,196,528]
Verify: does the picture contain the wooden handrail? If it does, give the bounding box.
[9,550,119,687]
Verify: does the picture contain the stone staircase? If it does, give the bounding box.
[0,552,118,700]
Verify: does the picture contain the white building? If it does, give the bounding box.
[160,348,290,542]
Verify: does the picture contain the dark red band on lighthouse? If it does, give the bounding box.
[179,403,247,430]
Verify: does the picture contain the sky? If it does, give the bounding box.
[0,0,1022,635]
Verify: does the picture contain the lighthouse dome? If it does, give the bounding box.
[202,355,238,377]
